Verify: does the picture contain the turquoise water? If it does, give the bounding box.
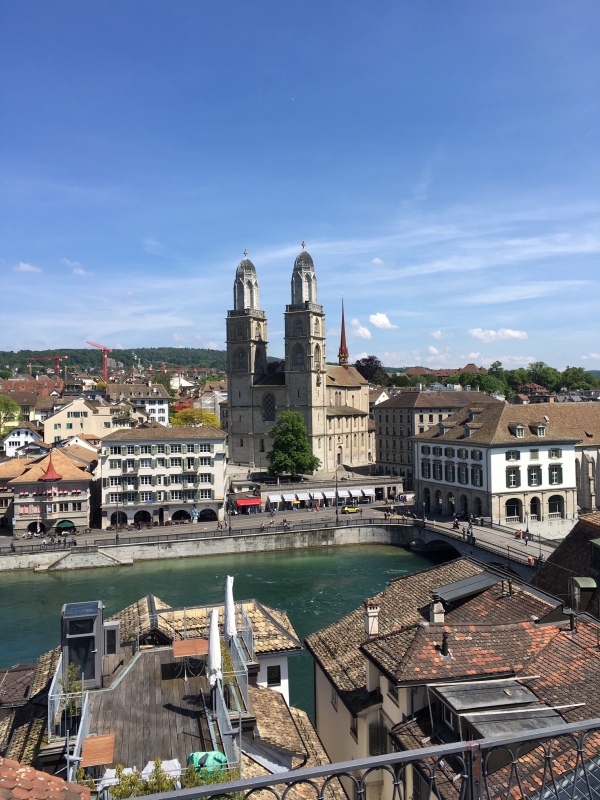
[0,546,437,716]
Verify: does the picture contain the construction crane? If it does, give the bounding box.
[86,340,112,383]
[28,355,69,378]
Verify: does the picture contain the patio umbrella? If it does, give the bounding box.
[207,608,222,687]
[224,575,237,642]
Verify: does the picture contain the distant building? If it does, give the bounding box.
[103,382,171,425]
[0,422,44,458]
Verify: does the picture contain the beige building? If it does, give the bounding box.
[100,423,227,528]
[104,382,171,424]
[375,389,502,489]
[43,397,148,442]
[225,249,373,472]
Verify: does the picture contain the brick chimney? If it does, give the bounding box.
[430,590,445,624]
[364,598,380,638]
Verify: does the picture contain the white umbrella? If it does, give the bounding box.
[224,575,237,642]
[207,608,222,687]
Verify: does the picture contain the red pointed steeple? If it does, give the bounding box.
[39,453,63,482]
[338,297,349,369]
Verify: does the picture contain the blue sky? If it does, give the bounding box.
[1,1,599,370]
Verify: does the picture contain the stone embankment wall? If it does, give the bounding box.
[0,525,413,572]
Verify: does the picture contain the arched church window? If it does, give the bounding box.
[236,324,243,338]
[255,324,261,339]
[247,280,255,308]
[234,349,246,372]
[314,319,320,336]
[314,344,321,369]
[294,320,303,336]
[263,393,276,421]
[293,344,304,370]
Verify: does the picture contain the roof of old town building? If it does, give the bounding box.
[101,423,225,441]
[0,758,90,800]
[377,390,501,410]
[8,449,92,485]
[325,365,367,387]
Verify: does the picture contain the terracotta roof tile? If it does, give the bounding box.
[378,391,501,410]
[8,451,90,485]
[101,425,225,441]
[0,759,89,800]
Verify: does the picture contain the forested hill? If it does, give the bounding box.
[0,347,229,373]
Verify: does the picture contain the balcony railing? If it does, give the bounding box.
[213,680,240,769]
[140,717,600,800]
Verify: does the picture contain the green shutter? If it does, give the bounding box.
[151,459,157,469]
[121,446,127,455]
[151,445,157,455]
[134,460,140,470]
[558,465,563,484]
[151,476,157,486]
[505,451,511,461]
[103,478,108,488]
[194,444,199,454]
[165,445,171,455]
[210,474,215,484]
[165,459,170,468]
[182,444,188,454]
[210,444,214,453]
[516,468,521,488]
[558,449,562,458]
[134,445,140,455]
[211,458,215,467]
[164,475,170,486]
[105,493,111,504]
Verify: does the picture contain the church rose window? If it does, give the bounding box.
[263,394,276,421]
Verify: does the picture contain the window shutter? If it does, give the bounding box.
[121,446,127,456]
[194,444,199,454]
[505,451,510,461]
[151,459,157,469]
[210,474,215,484]
[516,468,521,488]
[211,458,214,468]
[151,445,157,455]
[165,445,171,455]
[165,459,170,468]
[134,445,140,455]
[164,475,170,486]
[369,723,388,757]
[103,478,108,488]
[210,444,214,453]
[105,493,110,504]
[151,476,157,486]
[182,444,187,454]
[506,469,512,489]
[152,492,156,502]
[134,460,140,470]
[558,465,563,484]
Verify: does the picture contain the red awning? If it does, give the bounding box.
[236,498,262,506]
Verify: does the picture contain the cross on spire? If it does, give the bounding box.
[301,240,306,250]
[243,248,248,258]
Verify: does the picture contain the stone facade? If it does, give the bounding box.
[225,249,373,472]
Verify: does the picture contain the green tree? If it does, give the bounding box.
[171,408,220,427]
[526,362,560,392]
[0,370,11,380]
[0,395,21,435]
[487,361,505,380]
[559,367,600,391]
[354,355,384,382]
[151,371,176,397]
[267,411,321,477]
[505,368,529,392]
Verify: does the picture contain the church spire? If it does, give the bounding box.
[338,296,349,369]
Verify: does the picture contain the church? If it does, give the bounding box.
[224,246,374,472]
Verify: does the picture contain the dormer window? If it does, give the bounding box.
[464,427,473,438]
[515,425,525,438]
[537,425,546,437]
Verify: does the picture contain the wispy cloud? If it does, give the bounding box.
[369,312,397,330]
[464,281,588,305]
[14,262,41,273]
[63,258,90,275]
[371,257,384,264]
[351,319,372,340]
[581,353,600,361]
[173,333,191,343]
[468,327,529,343]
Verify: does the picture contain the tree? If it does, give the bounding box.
[560,367,600,391]
[526,362,560,392]
[152,371,176,397]
[171,408,220,427]
[267,411,321,477]
[354,355,384,382]
[0,396,20,435]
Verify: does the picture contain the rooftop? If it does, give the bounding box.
[377,391,501,410]
[0,757,89,800]
[101,424,226,441]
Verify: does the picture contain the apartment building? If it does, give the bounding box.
[100,424,227,528]
[104,382,171,425]
[413,403,579,535]
[375,389,501,489]
[0,422,44,458]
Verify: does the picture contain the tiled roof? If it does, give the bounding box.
[0,392,38,406]
[305,559,484,710]
[413,403,580,445]
[444,582,555,624]
[0,757,90,800]
[0,665,35,709]
[248,685,306,762]
[0,460,35,481]
[531,514,600,611]
[8,450,91,485]
[361,621,560,685]
[326,405,368,417]
[101,424,225,441]
[325,365,367,387]
[105,384,170,399]
[377,391,501,410]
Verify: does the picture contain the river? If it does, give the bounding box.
[0,545,439,716]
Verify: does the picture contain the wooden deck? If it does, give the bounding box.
[88,649,217,771]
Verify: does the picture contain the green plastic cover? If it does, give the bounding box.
[186,751,228,771]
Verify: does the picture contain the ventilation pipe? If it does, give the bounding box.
[430,590,445,624]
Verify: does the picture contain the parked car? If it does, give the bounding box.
[341,506,360,514]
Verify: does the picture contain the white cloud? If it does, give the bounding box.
[369,312,397,330]
[173,333,191,343]
[371,257,384,264]
[478,354,536,367]
[14,262,41,273]
[582,353,600,361]
[351,319,372,340]
[428,346,439,355]
[468,352,481,359]
[465,282,587,306]
[63,258,90,275]
[430,330,443,340]
[468,327,529,343]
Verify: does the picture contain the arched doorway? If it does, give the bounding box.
[158,507,164,525]
[423,488,431,513]
[460,495,468,515]
[474,497,482,517]
[172,510,191,523]
[447,493,455,515]
[55,520,75,534]
[200,508,217,521]
[530,497,540,520]
[337,448,343,466]
[134,510,152,526]
[110,511,127,527]
[0,516,10,530]
[27,521,46,535]
[434,490,442,513]
[505,498,522,523]
[548,495,564,518]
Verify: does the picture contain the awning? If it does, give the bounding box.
[310,491,325,499]
[268,494,282,503]
[282,493,296,501]
[337,489,350,498]
[323,490,336,499]
[296,492,310,500]
[56,520,75,529]
[236,498,262,507]
[362,487,375,496]
[348,488,363,498]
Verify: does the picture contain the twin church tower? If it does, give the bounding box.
[225,246,374,472]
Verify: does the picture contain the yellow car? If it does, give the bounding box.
[341,506,360,514]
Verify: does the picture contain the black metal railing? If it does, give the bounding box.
[139,718,600,800]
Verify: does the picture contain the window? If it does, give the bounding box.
[157,458,165,467]
[140,458,151,468]
[429,414,434,423]
[433,446,442,456]
[140,475,152,485]
[530,449,539,460]
[444,448,455,457]
[73,502,82,511]
[457,448,468,459]
[471,467,482,486]
[234,348,247,372]
[537,426,546,437]
[294,320,303,335]
[127,446,135,455]
[433,462,442,480]
[109,493,122,503]
[103,421,111,428]
[170,490,182,500]
[516,425,525,438]
[528,466,542,487]
[292,343,305,370]
[199,489,212,499]
[109,476,121,487]
[157,444,165,454]
[263,393,276,421]
[458,465,468,484]
[445,463,455,482]
[331,685,338,710]
[419,427,424,434]
[505,450,520,461]
[388,681,399,704]
[171,457,182,467]
[199,474,211,483]
[54,423,61,430]
[549,465,563,485]
[199,444,211,452]
[471,450,482,461]
[140,445,151,454]
[66,423,73,430]
[442,704,455,730]
[109,446,121,455]
[506,467,521,488]
[171,444,182,453]
[266,665,281,686]
[421,445,430,454]
[240,438,244,447]
[419,414,424,423]
[421,461,431,478]
[350,716,358,740]
[369,723,389,756]
[109,459,122,469]
[199,457,211,466]
[550,448,562,459]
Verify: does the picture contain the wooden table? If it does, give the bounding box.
[172,638,209,679]
[81,733,116,768]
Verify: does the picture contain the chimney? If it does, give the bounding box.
[441,632,450,657]
[430,590,445,624]
[364,598,380,638]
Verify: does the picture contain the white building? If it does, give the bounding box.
[413,403,579,536]
[1,422,44,458]
[99,423,227,528]
[104,382,171,425]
